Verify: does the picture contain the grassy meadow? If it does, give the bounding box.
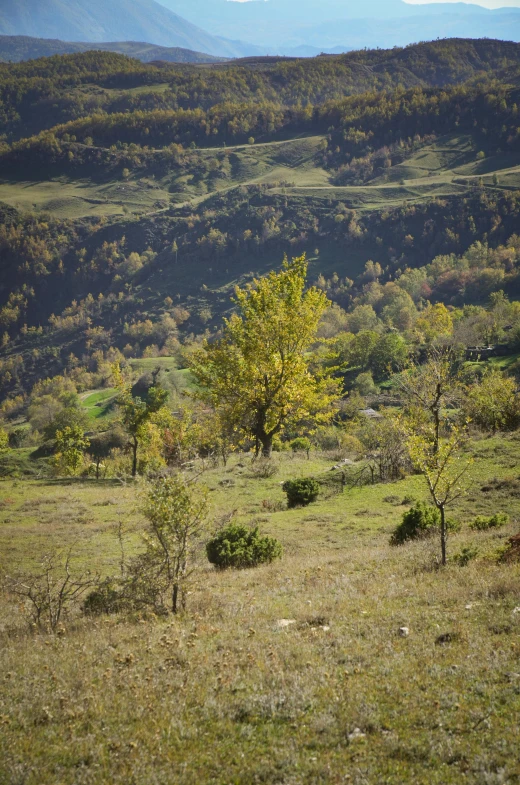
[2,132,520,221]
[1,434,519,785]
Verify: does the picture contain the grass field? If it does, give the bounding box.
[3,132,520,220]
[0,175,171,218]
[80,389,118,420]
[1,434,519,784]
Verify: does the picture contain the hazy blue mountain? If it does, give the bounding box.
[263,12,520,54]
[0,36,229,63]
[157,0,520,52]
[0,0,258,57]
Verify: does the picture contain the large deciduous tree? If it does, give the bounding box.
[191,255,340,458]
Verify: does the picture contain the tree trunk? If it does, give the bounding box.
[172,582,186,614]
[260,433,273,459]
[440,504,447,566]
[131,437,138,478]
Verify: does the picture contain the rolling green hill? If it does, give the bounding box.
[0,36,228,64]
[1,38,518,143]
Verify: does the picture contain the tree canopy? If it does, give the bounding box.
[191,254,340,457]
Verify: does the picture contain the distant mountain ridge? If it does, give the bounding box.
[0,0,258,58]
[0,36,228,64]
[158,0,520,52]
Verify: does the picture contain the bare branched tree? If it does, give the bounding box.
[4,547,97,631]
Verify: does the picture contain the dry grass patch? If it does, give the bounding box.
[0,440,520,783]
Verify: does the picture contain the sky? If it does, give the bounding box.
[405,0,520,7]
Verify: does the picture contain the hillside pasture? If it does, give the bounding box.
[0,436,519,784]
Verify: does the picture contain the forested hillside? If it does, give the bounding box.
[0,39,518,142]
[1,38,520,400]
[0,36,228,65]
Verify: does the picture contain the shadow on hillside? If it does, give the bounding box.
[40,477,130,488]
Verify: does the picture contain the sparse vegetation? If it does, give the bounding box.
[469,512,510,531]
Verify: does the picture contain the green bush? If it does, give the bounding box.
[391,502,461,545]
[83,580,123,615]
[282,477,320,508]
[469,513,509,531]
[390,502,441,545]
[206,524,282,570]
[453,546,479,566]
[290,437,312,457]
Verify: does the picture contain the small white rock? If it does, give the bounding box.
[465,604,473,610]
[276,619,296,629]
[348,728,366,741]
[513,607,520,615]
[398,626,410,638]
[320,625,331,632]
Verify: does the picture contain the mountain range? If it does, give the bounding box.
[158,0,520,52]
[1,0,520,58]
[0,0,259,58]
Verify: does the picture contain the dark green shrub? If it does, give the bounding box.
[469,513,509,531]
[453,546,479,566]
[390,502,441,545]
[391,503,461,545]
[8,427,29,448]
[206,524,282,570]
[83,580,123,615]
[282,478,320,508]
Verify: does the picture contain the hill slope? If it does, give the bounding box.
[0,36,227,64]
[1,38,518,143]
[0,0,256,58]
[1,39,520,394]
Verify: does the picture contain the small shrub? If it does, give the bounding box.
[314,428,363,458]
[453,546,479,567]
[282,478,320,508]
[249,458,279,479]
[470,513,509,531]
[499,532,520,563]
[390,502,440,545]
[391,502,460,545]
[352,371,377,396]
[83,579,123,615]
[272,436,289,452]
[383,495,401,505]
[290,437,312,458]
[206,524,282,569]
[261,498,285,512]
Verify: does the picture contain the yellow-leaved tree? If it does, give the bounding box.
[190,255,341,457]
[399,352,472,565]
